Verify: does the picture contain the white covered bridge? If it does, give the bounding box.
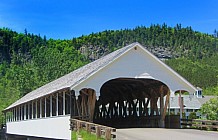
[3,42,199,139]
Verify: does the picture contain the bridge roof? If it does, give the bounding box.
[4,42,198,111]
[170,95,202,109]
[4,43,137,110]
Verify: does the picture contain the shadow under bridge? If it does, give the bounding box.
[93,78,170,128]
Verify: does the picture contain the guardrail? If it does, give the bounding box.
[181,119,218,131]
[70,119,116,140]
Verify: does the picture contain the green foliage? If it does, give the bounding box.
[165,55,218,94]
[71,131,77,140]
[0,28,89,122]
[188,112,197,119]
[203,86,218,96]
[200,97,218,120]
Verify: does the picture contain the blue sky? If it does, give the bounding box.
[0,0,217,39]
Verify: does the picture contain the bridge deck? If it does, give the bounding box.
[117,128,218,140]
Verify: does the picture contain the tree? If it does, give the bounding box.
[214,29,218,38]
[200,97,218,120]
[24,28,28,36]
[188,112,197,119]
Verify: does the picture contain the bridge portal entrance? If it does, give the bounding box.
[93,78,170,128]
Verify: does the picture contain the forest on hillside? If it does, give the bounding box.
[0,24,218,123]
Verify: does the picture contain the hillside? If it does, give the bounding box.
[0,24,218,123]
[72,24,217,61]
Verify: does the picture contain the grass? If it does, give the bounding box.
[72,130,105,140]
[72,131,77,140]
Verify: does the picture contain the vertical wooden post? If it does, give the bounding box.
[36,100,38,118]
[70,90,72,117]
[17,106,19,121]
[11,108,13,122]
[13,108,16,122]
[15,107,16,121]
[128,101,131,116]
[96,126,101,139]
[12,108,14,121]
[56,92,59,116]
[76,96,81,118]
[17,107,19,121]
[81,93,84,119]
[20,105,23,121]
[14,108,16,121]
[16,107,18,121]
[4,112,7,124]
[8,111,10,122]
[73,93,76,117]
[150,97,154,116]
[32,101,34,119]
[122,101,127,117]
[10,110,12,122]
[9,111,11,122]
[154,98,159,115]
[146,98,150,116]
[20,105,23,120]
[105,128,111,140]
[118,101,122,117]
[40,98,42,118]
[85,123,91,134]
[14,107,16,121]
[83,89,88,118]
[18,106,20,120]
[12,109,14,121]
[139,99,142,116]
[50,95,52,117]
[24,104,26,120]
[45,97,47,118]
[6,110,10,122]
[63,91,66,115]
[70,90,75,118]
[6,110,11,122]
[88,89,96,122]
[77,121,81,132]
[28,102,30,119]
[95,98,100,119]
[5,112,7,123]
[162,90,170,122]
[8,111,9,122]
[12,108,13,121]
[160,94,164,127]
[114,102,119,117]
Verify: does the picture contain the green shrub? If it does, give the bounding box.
[188,112,197,119]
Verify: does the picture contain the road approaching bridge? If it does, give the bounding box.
[116,128,218,140]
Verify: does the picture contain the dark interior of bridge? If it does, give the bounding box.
[93,78,170,128]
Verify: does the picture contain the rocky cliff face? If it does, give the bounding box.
[79,44,179,61]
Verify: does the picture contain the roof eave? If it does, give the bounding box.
[4,87,71,111]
